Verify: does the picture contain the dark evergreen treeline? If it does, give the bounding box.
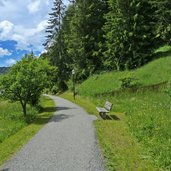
[43,0,171,92]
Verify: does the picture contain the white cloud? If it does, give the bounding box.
[27,0,41,14]
[37,20,48,32]
[5,58,16,66]
[0,19,48,51]
[0,47,12,57]
[0,20,14,39]
[0,0,53,52]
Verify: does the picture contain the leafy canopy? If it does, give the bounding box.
[0,54,55,116]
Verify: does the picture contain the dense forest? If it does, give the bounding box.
[43,0,171,92]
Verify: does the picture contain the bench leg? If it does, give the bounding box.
[100,112,106,119]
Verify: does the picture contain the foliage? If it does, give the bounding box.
[0,54,54,116]
[44,0,109,90]
[44,0,71,91]
[119,75,139,89]
[150,0,171,45]
[43,0,171,92]
[44,0,66,47]
[64,0,108,79]
[103,0,157,70]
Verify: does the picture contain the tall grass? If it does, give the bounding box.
[0,96,55,166]
[0,98,39,143]
[78,56,171,96]
[106,91,171,170]
[0,100,25,143]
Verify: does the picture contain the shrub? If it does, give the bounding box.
[119,75,140,88]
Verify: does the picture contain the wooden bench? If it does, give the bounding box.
[96,101,113,118]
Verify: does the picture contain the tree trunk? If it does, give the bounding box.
[22,104,27,117]
[20,100,27,117]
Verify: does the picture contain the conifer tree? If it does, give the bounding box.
[103,0,157,70]
[44,0,66,47]
[150,0,171,45]
[44,0,68,91]
[65,0,108,80]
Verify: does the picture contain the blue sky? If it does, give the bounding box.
[0,0,68,67]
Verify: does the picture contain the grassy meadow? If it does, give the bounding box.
[0,96,55,165]
[0,99,36,143]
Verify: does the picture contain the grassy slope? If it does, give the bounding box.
[0,96,55,166]
[63,46,171,170]
[78,56,171,96]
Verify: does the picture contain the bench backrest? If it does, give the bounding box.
[104,101,113,111]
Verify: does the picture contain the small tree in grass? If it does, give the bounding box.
[0,54,54,117]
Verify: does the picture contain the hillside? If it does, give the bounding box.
[78,55,171,96]
[0,67,9,74]
[64,46,171,170]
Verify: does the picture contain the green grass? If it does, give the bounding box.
[61,92,157,171]
[107,91,171,170]
[78,56,171,96]
[155,45,171,53]
[0,96,55,166]
[63,47,171,170]
[75,75,171,169]
[0,99,37,143]
[62,91,171,170]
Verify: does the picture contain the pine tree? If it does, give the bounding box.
[44,0,68,91]
[103,0,157,70]
[150,0,171,45]
[44,0,66,47]
[65,0,108,80]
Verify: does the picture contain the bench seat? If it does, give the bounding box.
[96,101,113,119]
[96,107,109,113]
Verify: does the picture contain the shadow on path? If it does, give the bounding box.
[34,114,73,125]
[34,106,75,125]
[42,106,75,113]
[49,114,73,123]
[0,169,9,171]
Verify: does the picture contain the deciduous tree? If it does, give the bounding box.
[0,54,54,116]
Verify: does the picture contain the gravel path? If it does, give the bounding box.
[0,95,105,171]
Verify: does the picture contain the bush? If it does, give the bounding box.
[120,75,140,89]
[25,107,38,124]
[51,85,59,94]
